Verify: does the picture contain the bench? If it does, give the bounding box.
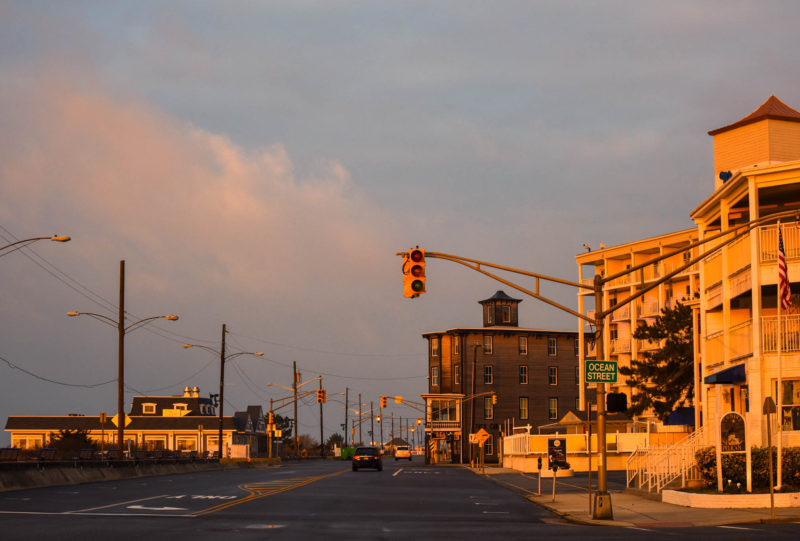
[32,448,57,461]
[0,448,21,462]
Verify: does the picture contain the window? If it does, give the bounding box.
[576,398,581,411]
[484,397,494,419]
[519,397,529,420]
[453,338,460,356]
[779,380,800,431]
[487,306,494,325]
[548,337,557,356]
[574,338,580,356]
[519,365,528,384]
[454,364,461,385]
[502,306,511,323]
[483,436,494,456]
[431,366,439,386]
[548,398,558,420]
[549,366,558,386]
[483,365,493,385]
[575,366,580,385]
[431,337,440,357]
[519,336,528,355]
[173,403,188,411]
[175,436,197,451]
[483,335,493,354]
[142,403,156,414]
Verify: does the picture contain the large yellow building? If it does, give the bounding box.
[577,96,800,448]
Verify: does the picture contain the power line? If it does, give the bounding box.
[229,330,420,358]
[0,353,115,388]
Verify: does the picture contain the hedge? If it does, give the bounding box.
[695,446,800,490]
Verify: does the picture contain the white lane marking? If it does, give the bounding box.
[482,511,510,514]
[393,468,403,477]
[245,524,286,530]
[719,526,755,531]
[127,505,188,511]
[474,502,499,506]
[66,494,170,514]
[627,527,653,532]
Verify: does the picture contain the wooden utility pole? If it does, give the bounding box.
[218,323,227,459]
[370,401,374,446]
[358,393,363,445]
[293,361,299,459]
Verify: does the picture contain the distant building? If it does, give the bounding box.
[422,291,587,463]
[5,386,266,456]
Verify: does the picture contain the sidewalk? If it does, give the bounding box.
[468,466,800,527]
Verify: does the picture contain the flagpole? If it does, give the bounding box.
[777,221,785,488]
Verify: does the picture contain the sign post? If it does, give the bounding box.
[764,397,776,519]
[475,429,490,473]
[548,438,568,502]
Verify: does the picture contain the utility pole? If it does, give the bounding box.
[391,412,394,443]
[218,323,227,459]
[293,361,299,459]
[344,388,349,447]
[370,401,374,446]
[269,398,274,459]
[593,277,612,518]
[319,377,324,457]
[358,393,363,445]
[117,260,125,458]
[379,402,383,449]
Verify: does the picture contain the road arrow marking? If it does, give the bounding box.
[127,505,188,511]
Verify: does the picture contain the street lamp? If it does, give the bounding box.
[183,323,263,459]
[1,235,70,257]
[68,260,177,457]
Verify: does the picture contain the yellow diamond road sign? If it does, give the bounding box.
[475,428,490,445]
[111,414,132,427]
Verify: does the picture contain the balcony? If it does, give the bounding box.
[729,319,753,361]
[636,338,663,352]
[762,315,800,353]
[638,300,660,318]
[426,420,462,432]
[761,223,800,262]
[705,330,724,367]
[611,304,631,322]
[610,338,631,354]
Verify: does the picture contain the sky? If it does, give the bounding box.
[1,1,799,446]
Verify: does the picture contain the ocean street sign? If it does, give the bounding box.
[585,360,618,383]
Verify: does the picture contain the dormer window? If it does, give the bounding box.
[142,403,156,415]
[173,403,188,411]
[502,306,511,323]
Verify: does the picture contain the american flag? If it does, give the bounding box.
[778,226,792,310]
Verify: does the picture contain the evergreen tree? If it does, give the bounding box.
[619,302,694,422]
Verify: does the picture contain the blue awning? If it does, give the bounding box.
[704,363,746,384]
[665,407,695,426]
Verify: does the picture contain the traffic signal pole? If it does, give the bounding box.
[319,377,324,457]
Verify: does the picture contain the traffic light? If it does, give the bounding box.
[376,415,381,423]
[321,390,327,403]
[403,248,426,298]
[394,396,402,404]
[268,411,274,424]
[381,396,387,408]
[607,392,628,413]
[416,418,421,425]
[316,389,324,403]
[492,394,497,405]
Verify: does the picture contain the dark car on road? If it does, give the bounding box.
[352,446,382,471]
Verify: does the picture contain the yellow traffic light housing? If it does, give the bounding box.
[394,396,402,404]
[376,415,382,423]
[316,389,324,403]
[268,411,274,424]
[403,248,426,297]
[381,396,387,408]
[416,418,421,425]
[492,394,497,405]
[321,389,327,403]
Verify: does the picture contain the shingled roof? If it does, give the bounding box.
[708,95,800,136]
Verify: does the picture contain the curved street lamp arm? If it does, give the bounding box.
[0,235,71,254]
[183,344,263,360]
[125,315,178,333]
[67,311,118,328]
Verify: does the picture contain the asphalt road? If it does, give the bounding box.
[0,458,798,540]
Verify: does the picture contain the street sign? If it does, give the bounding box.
[548,438,567,470]
[111,414,132,427]
[585,360,617,383]
[475,428,490,445]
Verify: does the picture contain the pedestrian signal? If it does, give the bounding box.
[403,248,426,297]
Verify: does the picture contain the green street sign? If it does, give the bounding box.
[585,360,618,383]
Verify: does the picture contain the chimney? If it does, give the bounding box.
[184,386,191,397]
[192,386,199,398]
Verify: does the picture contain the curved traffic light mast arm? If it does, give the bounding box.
[420,251,595,324]
[460,391,496,403]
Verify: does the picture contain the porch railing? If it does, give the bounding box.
[762,315,800,353]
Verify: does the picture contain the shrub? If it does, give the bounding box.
[695,446,800,490]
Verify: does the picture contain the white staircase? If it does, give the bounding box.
[626,425,708,492]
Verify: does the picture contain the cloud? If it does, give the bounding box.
[0,62,390,311]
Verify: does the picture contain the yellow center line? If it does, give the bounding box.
[192,469,348,516]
